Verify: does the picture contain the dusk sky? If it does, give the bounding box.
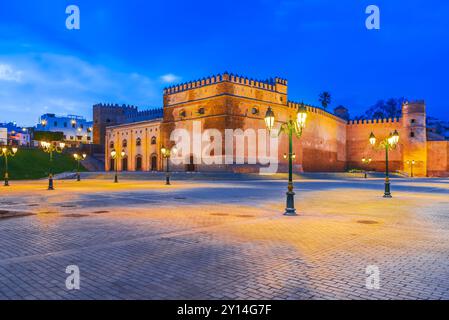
[1,0,448,126]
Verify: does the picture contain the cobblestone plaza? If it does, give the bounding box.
[0,176,448,300]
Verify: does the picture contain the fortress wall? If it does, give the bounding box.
[346,118,403,172]
[427,141,449,177]
[299,107,347,172]
[162,80,349,173]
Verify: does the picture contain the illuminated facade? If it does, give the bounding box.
[105,73,449,177]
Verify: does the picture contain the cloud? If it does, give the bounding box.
[0,64,22,82]
[0,53,162,126]
[160,73,181,84]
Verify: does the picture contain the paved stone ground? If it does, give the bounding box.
[0,177,448,300]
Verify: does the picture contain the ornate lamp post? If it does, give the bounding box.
[110,149,125,183]
[73,153,87,181]
[369,130,399,198]
[265,103,308,216]
[40,141,66,190]
[406,160,415,178]
[161,146,177,185]
[0,146,18,186]
[362,157,372,179]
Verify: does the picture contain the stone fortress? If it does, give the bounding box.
[103,72,449,177]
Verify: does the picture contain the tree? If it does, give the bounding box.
[318,91,331,109]
[33,131,64,142]
[364,97,405,119]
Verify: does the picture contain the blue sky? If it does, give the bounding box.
[1,0,448,126]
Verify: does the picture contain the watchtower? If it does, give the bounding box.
[401,101,427,176]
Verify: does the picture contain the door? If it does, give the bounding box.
[135,156,142,171]
[122,158,128,171]
[151,155,157,171]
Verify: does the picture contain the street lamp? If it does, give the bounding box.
[110,149,125,183]
[161,146,177,185]
[265,103,308,216]
[73,153,87,181]
[362,158,372,179]
[0,146,18,186]
[406,160,416,178]
[40,141,66,190]
[369,130,400,198]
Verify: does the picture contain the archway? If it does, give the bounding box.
[135,155,142,171]
[109,158,115,172]
[186,155,196,172]
[150,154,158,171]
[121,157,128,171]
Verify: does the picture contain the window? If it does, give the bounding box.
[151,136,157,145]
[80,124,84,129]
[87,137,91,141]
[122,139,128,147]
[70,136,74,140]
[110,142,114,149]
[64,122,67,128]
[410,132,415,138]
[251,107,259,115]
[411,119,416,124]
[179,110,186,117]
[77,136,82,141]
[136,138,142,146]
[198,107,205,115]
[54,121,58,127]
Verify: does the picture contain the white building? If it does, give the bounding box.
[0,128,7,145]
[36,113,93,147]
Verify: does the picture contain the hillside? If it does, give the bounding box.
[0,148,86,180]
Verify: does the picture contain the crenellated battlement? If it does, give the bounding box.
[125,108,163,120]
[163,72,288,95]
[93,103,138,112]
[288,101,347,123]
[347,117,402,125]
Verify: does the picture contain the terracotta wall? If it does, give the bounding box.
[105,77,448,177]
[427,141,449,177]
[346,119,403,173]
[300,107,347,172]
[162,78,347,173]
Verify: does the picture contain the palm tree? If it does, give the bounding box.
[319,91,331,109]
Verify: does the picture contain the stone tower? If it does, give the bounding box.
[93,104,138,146]
[401,101,427,177]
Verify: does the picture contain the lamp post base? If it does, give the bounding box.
[166,176,170,185]
[284,191,297,216]
[383,180,392,198]
[48,178,54,190]
[4,180,9,187]
[77,173,81,182]
[114,175,118,183]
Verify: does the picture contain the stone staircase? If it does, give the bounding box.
[82,153,105,172]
